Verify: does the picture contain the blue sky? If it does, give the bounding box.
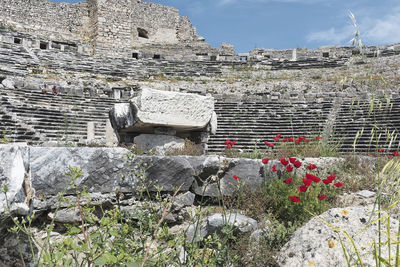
[53,0,400,53]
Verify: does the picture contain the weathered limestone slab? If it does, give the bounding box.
[30,147,133,195]
[1,145,269,213]
[0,144,30,215]
[134,134,185,155]
[112,88,215,132]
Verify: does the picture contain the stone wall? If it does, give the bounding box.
[0,0,89,44]
[0,0,207,57]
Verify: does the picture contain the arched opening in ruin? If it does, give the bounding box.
[210,55,217,61]
[137,28,149,39]
[40,41,48,50]
[13,37,21,44]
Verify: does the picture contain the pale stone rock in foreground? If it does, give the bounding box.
[278,205,399,266]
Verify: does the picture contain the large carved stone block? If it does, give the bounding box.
[110,88,215,133]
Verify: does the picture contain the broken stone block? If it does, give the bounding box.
[110,88,215,133]
[133,134,185,155]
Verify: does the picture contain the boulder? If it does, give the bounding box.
[173,191,196,209]
[134,134,185,155]
[278,205,399,266]
[187,213,258,242]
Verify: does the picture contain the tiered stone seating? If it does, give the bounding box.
[209,98,400,155]
[332,98,400,154]
[208,101,333,153]
[0,42,38,76]
[0,88,118,145]
[269,58,345,70]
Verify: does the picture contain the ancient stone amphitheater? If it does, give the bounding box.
[1,0,400,266]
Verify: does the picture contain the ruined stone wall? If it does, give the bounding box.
[0,0,205,57]
[0,0,89,43]
[92,0,132,56]
[131,1,200,46]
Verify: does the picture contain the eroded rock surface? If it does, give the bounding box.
[278,205,399,266]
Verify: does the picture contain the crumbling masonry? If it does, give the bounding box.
[0,0,235,59]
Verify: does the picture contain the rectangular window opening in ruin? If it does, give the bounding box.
[14,37,22,44]
[240,56,248,61]
[210,55,217,61]
[322,52,329,58]
[40,42,48,50]
[137,28,149,39]
[132,52,139,59]
[153,54,161,60]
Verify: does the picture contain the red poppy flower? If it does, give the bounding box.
[389,155,393,158]
[272,165,278,172]
[295,138,301,144]
[306,173,321,183]
[303,178,312,186]
[327,174,336,181]
[274,133,282,141]
[322,179,332,184]
[286,165,293,172]
[315,136,323,140]
[280,158,289,166]
[299,136,306,141]
[232,141,237,145]
[233,175,240,181]
[289,196,300,203]
[334,182,344,187]
[288,137,294,142]
[225,140,231,145]
[378,148,383,153]
[312,176,321,183]
[284,178,293,184]
[283,138,288,142]
[297,185,308,192]
[305,139,310,143]
[318,194,327,200]
[395,151,399,157]
[262,158,270,164]
[293,160,302,168]
[225,145,232,149]
[264,141,275,148]
[289,157,296,163]
[307,164,317,171]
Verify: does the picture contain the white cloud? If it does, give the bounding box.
[307,26,354,45]
[364,10,400,44]
[307,6,400,46]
